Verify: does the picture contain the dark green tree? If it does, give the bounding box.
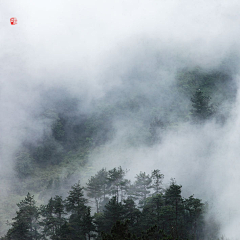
[190,89,215,122]
[40,195,66,239]
[5,193,40,240]
[56,221,72,240]
[101,220,135,240]
[184,195,204,239]
[65,181,94,239]
[81,207,95,240]
[140,225,173,240]
[151,169,164,195]
[65,181,88,215]
[95,196,124,234]
[139,194,164,233]
[164,180,184,239]
[101,221,173,240]
[122,198,141,235]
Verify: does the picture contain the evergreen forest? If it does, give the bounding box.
[2,167,206,240]
[0,67,236,239]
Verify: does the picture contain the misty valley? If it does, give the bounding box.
[0,67,236,239]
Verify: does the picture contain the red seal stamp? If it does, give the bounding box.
[10,17,17,25]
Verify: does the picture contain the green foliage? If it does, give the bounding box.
[40,195,66,239]
[101,220,135,240]
[5,193,40,240]
[190,89,216,122]
[177,67,233,98]
[107,167,129,203]
[65,181,88,215]
[132,172,152,206]
[85,168,108,213]
[31,135,65,166]
[95,197,124,234]
[65,181,94,239]
[2,168,206,240]
[151,169,164,195]
[11,67,235,207]
[101,221,173,240]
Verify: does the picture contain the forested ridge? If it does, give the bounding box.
[0,67,236,239]
[2,167,206,240]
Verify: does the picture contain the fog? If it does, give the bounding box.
[1,0,240,238]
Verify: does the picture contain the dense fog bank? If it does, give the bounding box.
[1,0,240,238]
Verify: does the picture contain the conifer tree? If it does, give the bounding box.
[85,168,108,213]
[95,197,124,234]
[151,169,164,195]
[107,167,128,203]
[40,195,66,239]
[140,194,164,232]
[190,88,215,122]
[65,181,93,239]
[122,198,141,235]
[164,180,183,239]
[184,195,204,239]
[133,172,152,206]
[6,193,40,240]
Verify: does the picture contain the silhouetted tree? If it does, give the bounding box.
[191,89,215,122]
[164,180,184,239]
[40,195,66,239]
[65,181,94,239]
[151,169,164,195]
[5,193,40,240]
[95,197,124,234]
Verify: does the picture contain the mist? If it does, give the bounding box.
[1,0,240,238]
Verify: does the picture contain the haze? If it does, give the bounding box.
[1,0,240,238]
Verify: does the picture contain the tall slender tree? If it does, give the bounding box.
[85,168,108,213]
[164,180,183,239]
[65,181,94,239]
[151,169,164,195]
[107,167,128,203]
[133,172,152,206]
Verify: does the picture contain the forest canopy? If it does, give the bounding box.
[2,167,207,240]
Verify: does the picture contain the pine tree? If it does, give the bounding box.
[164,180,183,239]
[6,193,40,240]
[65,181,93,239]
[140,194,164,232]
[40,195,66,239]
[95,197,124,234]
[184,195,204,239]
[151,169,164,195]
[122,198,141,234]
[85,168,108,213]
[133,172,152,206]
[107,167,129,203]
[101,220,135,240]
[190,89,215,122]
